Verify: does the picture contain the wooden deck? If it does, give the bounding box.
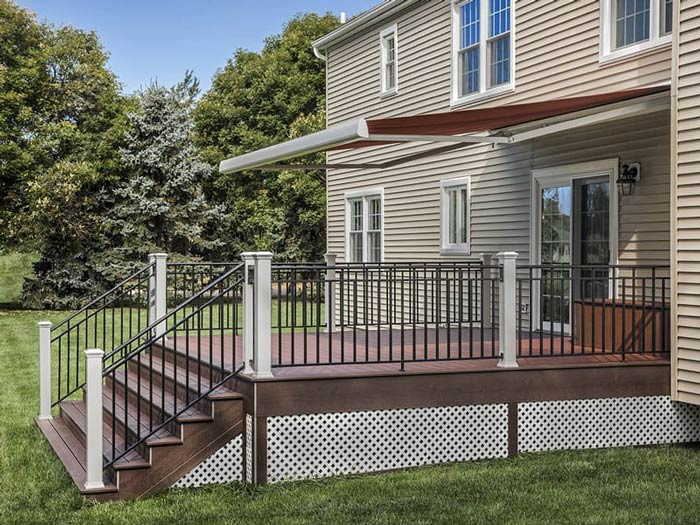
[168,326,668,380]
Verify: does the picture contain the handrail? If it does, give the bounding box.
[102,262,244,364]
[102,271,245,467]
[52,264,154,332]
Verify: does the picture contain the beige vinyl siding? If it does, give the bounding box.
[327,111,670,269]
[672,0,700,403]
[326,0,671,125]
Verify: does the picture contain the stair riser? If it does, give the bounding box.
[104,381,180,448]
[103,378,182,439]
[127,358,214,415]
[150,344,226,385]
[59,402,147,468]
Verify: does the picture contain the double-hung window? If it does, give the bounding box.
[440,177,471,254]
[600,0,673,62]
[346,190,383,263]
[452,0,514,106]
[380,25,398,96]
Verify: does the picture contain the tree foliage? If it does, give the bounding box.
[194,13,338,261]
[103,74,227,270]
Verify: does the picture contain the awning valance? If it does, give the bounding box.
[219,86,669,174]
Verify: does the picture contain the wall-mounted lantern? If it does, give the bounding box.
[617,163,640,196]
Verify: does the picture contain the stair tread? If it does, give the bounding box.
[132,352,242,402]
[101,388,186,445]
[61,400,156,467]
[36,416,119,494]
[111,367,212,422]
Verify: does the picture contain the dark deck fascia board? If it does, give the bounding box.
[233,361,670,418]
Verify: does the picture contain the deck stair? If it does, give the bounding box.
[36,259,246,501]
[37,341,244,501]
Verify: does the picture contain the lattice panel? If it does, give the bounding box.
[172,435,243,488]
[519,396,700,452]
[267,404,508,483]
[245,413,253,483]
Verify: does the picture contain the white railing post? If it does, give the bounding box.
[496,251,518,368]
[38,321,53,420]
[84,348,105,490]
[324,253,336,333]
[148,253,168,338]
[479,254,493,329]
[252,252,273,378]
[241,253,255,375]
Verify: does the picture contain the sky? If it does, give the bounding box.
[18,0,379,94]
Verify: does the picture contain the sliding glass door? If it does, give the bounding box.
[537,177,610,334]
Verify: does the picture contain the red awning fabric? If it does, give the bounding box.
[340,86,669,150]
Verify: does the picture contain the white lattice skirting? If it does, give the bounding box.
[172,396,700,487]
[518,395,700,452]
[172,435,243,488]
[266,404,509,483]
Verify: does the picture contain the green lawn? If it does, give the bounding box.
[4,253,700,524]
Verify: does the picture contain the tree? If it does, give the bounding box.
[102,73,226,272]
[0,1,48,242]
[194,13,338,261]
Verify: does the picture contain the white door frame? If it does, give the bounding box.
[529,158,620,332]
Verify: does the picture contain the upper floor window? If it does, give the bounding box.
[600,0,672,62]
[380,25,398,96]
[451,0,514,107]
[440,177,471,254]
[346,190,383,263]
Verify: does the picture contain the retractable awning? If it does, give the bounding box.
[219,86,669,174]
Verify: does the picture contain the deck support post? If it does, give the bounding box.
[250,252,274,378]
[496,251,519,368]
[479,254,494,329]
[241,253,255,375]
[38,321,53,420]
[324,253,337,333]
[148,253,168,339]
[84,348,105,491]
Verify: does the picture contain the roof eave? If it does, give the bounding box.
[312,0,421,53]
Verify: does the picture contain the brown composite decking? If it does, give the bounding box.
[168,326,668,379]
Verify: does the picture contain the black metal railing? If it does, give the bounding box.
[270,261,501,369]
[51,264,153,407]
[516,264,670,358]
[102,263,244,468]
[166,262,241,331]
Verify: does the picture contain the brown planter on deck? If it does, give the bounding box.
[572,299,670,353]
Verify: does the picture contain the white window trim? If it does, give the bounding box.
[344,188,385,263]
[379,24,399,97]
[599,0,672,64]
[450,0,516,108]
[440,177,471,255]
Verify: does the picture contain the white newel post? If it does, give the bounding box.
[252,252,273,378]
[38,321,53,420]
[148,253,168,339]
[496,251,518,368]
[324,253,337,333]
[241,253,255,375]
[84,348,105,490]
[479,254,493,329]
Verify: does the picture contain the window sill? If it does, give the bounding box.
[440,247,472,257]
[450,84,514,110]
[380,88,399,99]
[599,36,672,66]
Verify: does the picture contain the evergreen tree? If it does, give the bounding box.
[103,73,226,270]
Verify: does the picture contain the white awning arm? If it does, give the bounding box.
[219,118,369,174]
[367,133,510,144]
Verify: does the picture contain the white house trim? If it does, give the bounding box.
[440,176,471,256]
[344,188,385,263]
[599,0,672,64]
